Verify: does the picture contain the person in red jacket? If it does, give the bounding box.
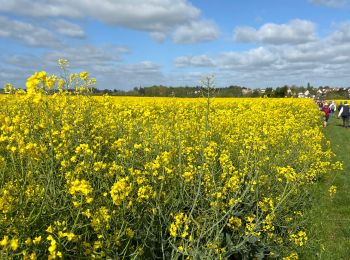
[322,102,331,127]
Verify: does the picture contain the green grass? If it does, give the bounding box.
[299,115,350,259]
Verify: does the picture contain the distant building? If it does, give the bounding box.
[242,88,252,95]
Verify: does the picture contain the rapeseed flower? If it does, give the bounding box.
[0,87,342,259]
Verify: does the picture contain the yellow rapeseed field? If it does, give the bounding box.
[0,66,342,259]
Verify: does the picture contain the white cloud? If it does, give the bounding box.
[309,0,350,7]
[219,47,278,69]
[233,26,259,42]
[329,22,350,42]
[0,0,216,43]
[52,20,85,38]
[1,44,129,79]
[121,61,161,74]
[280,43,332,63]
[0,60,165,90]
[0,68,28,83]
[43,45,130,70]
[170,21,350,87]
[150,32,167,43]
[172,20,220,44]
[174,55,215,67]
[0,0,199,29]
[234,19,317,45]
[0,46,165,90]
[0,61,43,88]
[221,30,350,86]
[3,11,350,90]
[0,0,208,41]
[94,61,165,89]
[3,44,130,72]
[0,16,61,47]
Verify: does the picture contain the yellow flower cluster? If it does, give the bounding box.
[289,230,308,246]
[169,212,191,238]
[328,185,337,197]
[227,216,242,230]
[0,181,18,214]
[283,252,299,260]
[0,85,341,258]
[68,179,93,205]
[47,235,62,259]
[80,72,88,81]
[26,71,49,93]
[0,235,19,251]
[20,59,96,98]
[110,177,132,206]
[91,206,111,232]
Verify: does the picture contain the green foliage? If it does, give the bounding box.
[299,116,350,259]
[0,95,341,259]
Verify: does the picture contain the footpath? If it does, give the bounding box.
[300,116,350,259]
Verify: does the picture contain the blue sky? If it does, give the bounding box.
[1,0,350,90]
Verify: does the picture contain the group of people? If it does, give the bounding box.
[317,100,350,128]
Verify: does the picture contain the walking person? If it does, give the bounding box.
[338,101,343,114]
[338,101,350,128]
[322,102,331,128]
[319,101,323,111]
[329,101,336,117]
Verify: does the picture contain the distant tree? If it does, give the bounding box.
[102,89,112,94]
[138,87,145,96]
[91,87,99,94]
[265,87,274,97]
[326,88,349,99]
[227,85,243,97]
[305,84,316,95]
[216,85,242,97]
[250,89,261,97]
[86,83,341,98]
[274,86,288,97]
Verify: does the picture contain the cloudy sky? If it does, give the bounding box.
[1,0,350,90]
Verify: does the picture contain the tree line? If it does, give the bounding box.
[1,84,349,99]
[89,84,350,99]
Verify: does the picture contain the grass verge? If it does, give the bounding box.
[299,116,350,259]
